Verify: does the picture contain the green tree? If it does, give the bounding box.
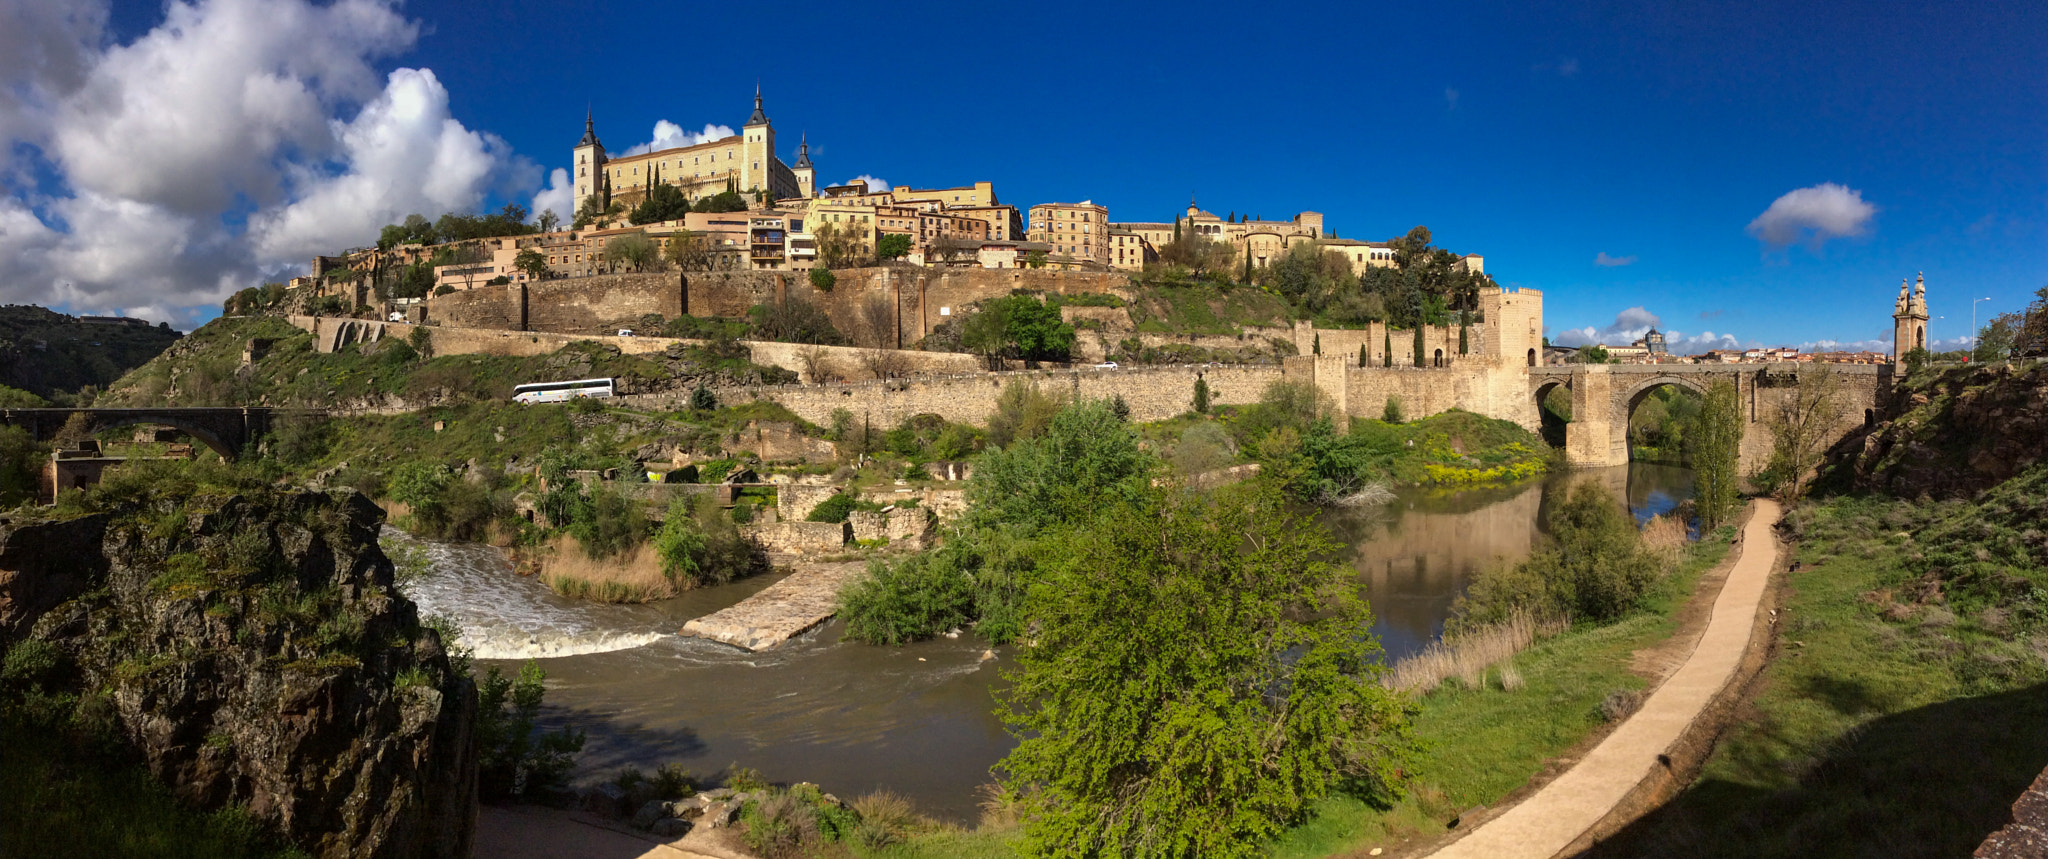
[998,483,1415,858]
[1192,377,1210,414]
[1576,344,1613,364]
[535,209,560,233]
[1459,311,1470,354]
[1383,329,1392,368]
[1358,343,1368,367]
[605,233,658,272]
[1755,366,1845,503]
[389,462,451,532]
[808,266,836,291]
[1382,395,1404,424]
[1692,379,1744,528]
[1973,312,2020,362]
[691,385,717,411]
[476,660,585,799]
[1412,328,1425,367]
[693,190,749,214]
[630,183,693,225]
[876,233,913,261]
[514,248,549,283]
[1312,332,1321,355]
[1025,250,1048,269]
[2017,286,2048,357]
[664,229,716,271]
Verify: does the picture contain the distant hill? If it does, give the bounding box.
[0,305,183,401]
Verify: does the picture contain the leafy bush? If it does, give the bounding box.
[1450,483,1669,631]
[653,496,759,587]
[476,660,584,800]
[837,554,976,646]
[805,492,861,524]
[808,267,835,292]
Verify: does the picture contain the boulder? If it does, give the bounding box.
[577,783,629,819]
[649,818,692,838]
[631,799,670,830]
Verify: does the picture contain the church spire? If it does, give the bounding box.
[577,106,602,148]
[794,132,812,168]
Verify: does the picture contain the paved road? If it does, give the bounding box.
[1428,499,1782,859]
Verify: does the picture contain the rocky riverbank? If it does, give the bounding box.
[0,483,478,857]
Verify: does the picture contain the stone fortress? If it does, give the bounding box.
[285,87,1901,477]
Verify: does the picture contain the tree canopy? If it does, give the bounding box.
[998,482,1415,857]
[377,204,537,250]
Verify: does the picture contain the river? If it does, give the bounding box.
[395,462,1694,823]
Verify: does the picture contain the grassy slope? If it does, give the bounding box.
[1124,282,1294,336]
[1583,475,2048,858]
[1269,529,1734,857]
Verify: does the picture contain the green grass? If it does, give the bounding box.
[1581,488,2048,858]
[1123,282,1293,335]
[1267,529,1732,857]
[853,829,1027,859]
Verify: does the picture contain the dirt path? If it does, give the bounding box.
[1426,499,1783,859]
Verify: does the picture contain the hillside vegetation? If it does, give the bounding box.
[0,305,182,400]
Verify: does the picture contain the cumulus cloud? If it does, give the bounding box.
[617,120,737,157]
[0,0,543,325]
[843,175,890,193]
[1552,307,1756,356]
[1594,252,1636,267]
[250,67,523,262]
[532,168,574,224]
[1746,182,1877,248]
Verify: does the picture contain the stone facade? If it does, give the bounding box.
[749,520,849,555]
[777,484,844,522]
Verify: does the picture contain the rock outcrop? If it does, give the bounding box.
[0,488,476,858]
[1820,362,2048,499]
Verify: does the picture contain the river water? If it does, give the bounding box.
[394,462,1693,823]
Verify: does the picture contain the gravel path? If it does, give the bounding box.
[1428,499,1782,859]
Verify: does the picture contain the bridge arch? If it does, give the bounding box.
[80,415,241,460]
[1533,379,1571,448]
[1619,376,1709,464]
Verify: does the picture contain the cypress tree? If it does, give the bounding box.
[1243,251,1252,284]
[1313,333,1321,355]
[1358,343,1368,367]
[1459,310,1470,355]
[1413,327,1425,368]
[1383,330,1392,368]
[1693,380,1744,528]
[1193,378,1211,414]
[1173,216,1181,243]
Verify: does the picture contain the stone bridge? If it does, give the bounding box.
[1526,363,1891,471]
[0,408,301,460]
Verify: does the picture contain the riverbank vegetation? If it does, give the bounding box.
[1585,465,2048,857]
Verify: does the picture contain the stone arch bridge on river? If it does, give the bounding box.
[1526,363,1890,471]
[0,408,305,460]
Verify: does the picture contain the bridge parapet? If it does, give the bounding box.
[0,408,305,461]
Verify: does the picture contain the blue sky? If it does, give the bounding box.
[4,0,2042,350]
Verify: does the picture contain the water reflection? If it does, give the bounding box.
[399,462,1691,823]
[1321,463,1696,661]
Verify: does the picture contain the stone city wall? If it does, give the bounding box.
[777,484,843,522]
[687,364,1287,428]
[429,273,686,334]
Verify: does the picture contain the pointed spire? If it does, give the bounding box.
[577,105,602,148]
[747,83,769,126]
[794,132,812,168]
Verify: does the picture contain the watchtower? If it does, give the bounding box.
[1892,273,1929,360]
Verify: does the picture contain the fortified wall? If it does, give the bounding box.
[418,267,1130,348]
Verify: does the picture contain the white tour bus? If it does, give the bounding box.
[512,378,615,404]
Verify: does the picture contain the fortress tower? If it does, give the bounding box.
[571,110,607,219]
[1892,272,1929,360]
[792,133,815,198]
[741,85,774,197]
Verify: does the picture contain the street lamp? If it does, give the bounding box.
[1972,297,1992,344]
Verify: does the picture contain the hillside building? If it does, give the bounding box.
[571,88,818,218]
[1027,201,1110,268]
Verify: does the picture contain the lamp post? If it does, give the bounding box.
[1972,296,1992,344]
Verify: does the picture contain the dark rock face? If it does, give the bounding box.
[1976,766,2048,858]
[1822,363,2048,499]
[0,489,476,858]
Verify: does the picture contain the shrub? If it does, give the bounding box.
[808,267,836,292]
[805,492,859,523]
[838,554,976,645]
[1450,483,1668,631]
[476,660,584,800]
[1383,395,1405,424]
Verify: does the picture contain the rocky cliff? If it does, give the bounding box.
[0,485,476,857]
[1819,361,2048,499]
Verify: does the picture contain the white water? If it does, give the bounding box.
[383,529,671,660]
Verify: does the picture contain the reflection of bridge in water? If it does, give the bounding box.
[0,408,312,460]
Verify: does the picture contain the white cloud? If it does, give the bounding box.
[843,174,890,193]
[0,0,548,325]
[618,121,736,157]
[532,167,573,224]
[1746,182,1877,248]
[249,67,519,263]
[1594,251,1636,267]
